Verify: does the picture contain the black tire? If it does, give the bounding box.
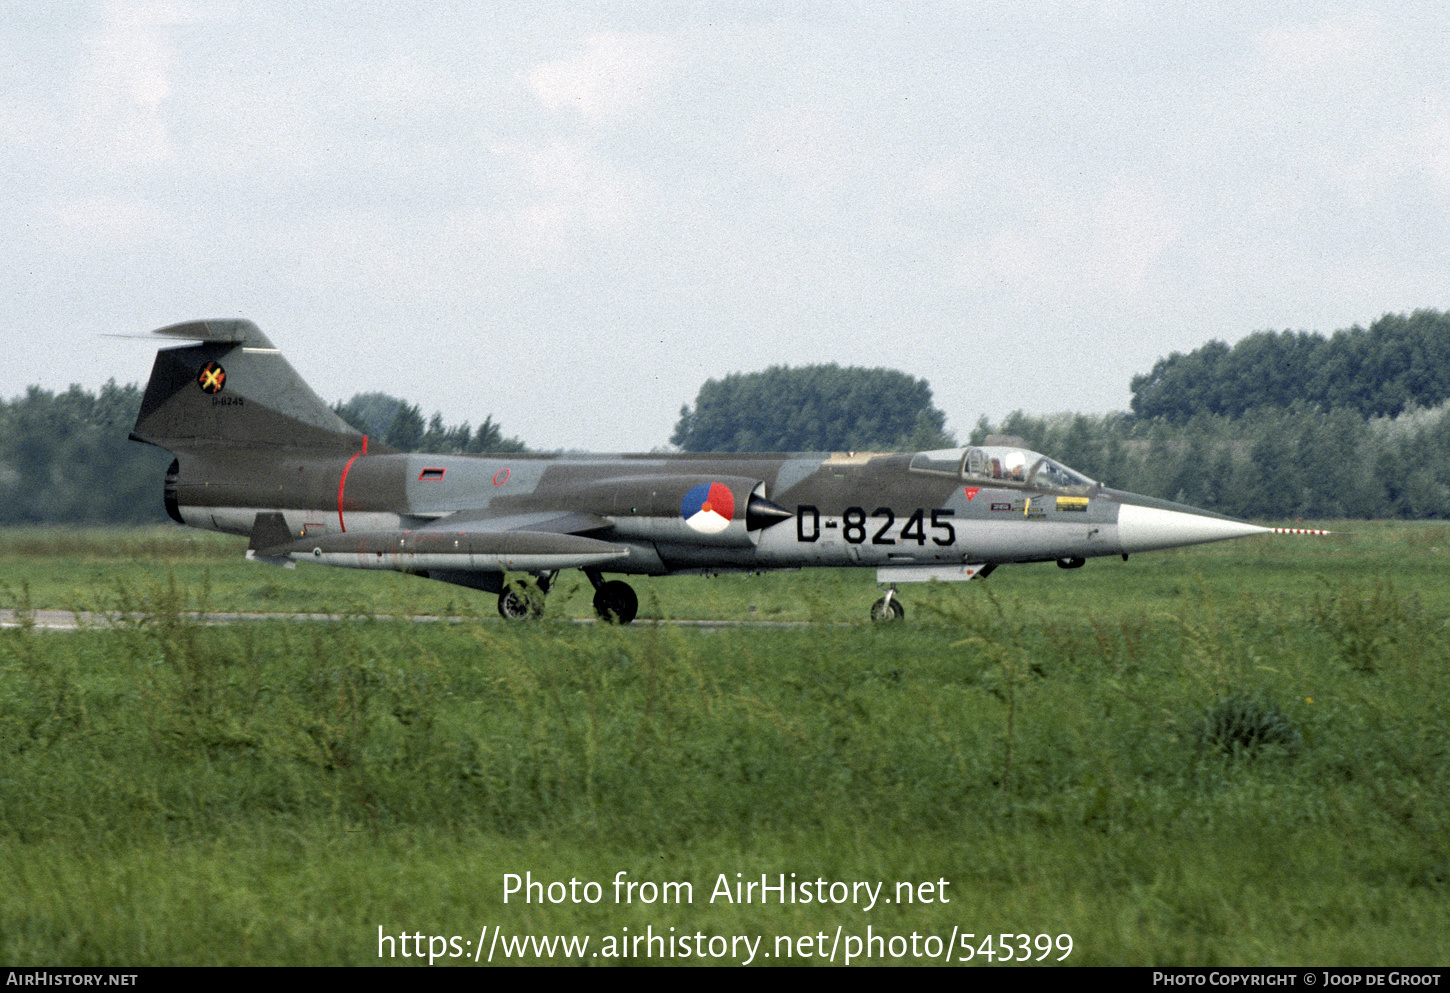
[870,596,905,622]
[498,585,543,620]
[593,580,639,624]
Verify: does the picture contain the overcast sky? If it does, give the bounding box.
[7,2,1449,450]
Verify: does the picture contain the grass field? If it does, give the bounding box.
[1,523,1447,966]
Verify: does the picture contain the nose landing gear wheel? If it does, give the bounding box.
[871,595,905,622]
[592,580,639,624]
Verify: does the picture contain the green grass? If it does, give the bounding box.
[2,519,1438,622]
[1,523,1448,965]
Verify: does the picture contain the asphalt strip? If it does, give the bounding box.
[0,609,817,631]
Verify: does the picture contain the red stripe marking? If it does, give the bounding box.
[337,435,367,532]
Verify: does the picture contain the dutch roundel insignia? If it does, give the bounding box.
[197,362,227,394]
[680,481,735,534]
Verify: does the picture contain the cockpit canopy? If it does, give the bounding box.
[908,446,1097,494]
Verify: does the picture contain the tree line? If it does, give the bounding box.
[0,382,171,525]
[971,401,1450,519]
[672,364,953,452]
[332,393,526,455]
[1130,310,1450,421]
[0,387,527,526]
[5,310,1450,523]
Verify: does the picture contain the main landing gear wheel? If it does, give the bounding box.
[593,580,639,624]
[871,595,905,623]
[497,584,544,620]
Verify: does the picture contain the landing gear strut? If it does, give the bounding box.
[585,569,638,624]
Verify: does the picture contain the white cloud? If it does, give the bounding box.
[1413,106,1450,198]
[528,32,675,119]
[474,140,642,263]
[957,181,1178,303]
[38,196,175,246]
[70,1,212,163]
[1254,14,1378,76]
[1085,185,1181,297]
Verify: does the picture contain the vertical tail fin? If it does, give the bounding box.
[130,319,367,453]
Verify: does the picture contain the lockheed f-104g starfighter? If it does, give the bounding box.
[129,319,1272,623]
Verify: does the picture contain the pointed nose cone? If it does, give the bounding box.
[1116,501,1270,554]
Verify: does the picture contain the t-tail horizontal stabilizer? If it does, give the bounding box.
[131,318,367,454]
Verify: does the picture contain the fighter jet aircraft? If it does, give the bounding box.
[129,318,1274,623]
